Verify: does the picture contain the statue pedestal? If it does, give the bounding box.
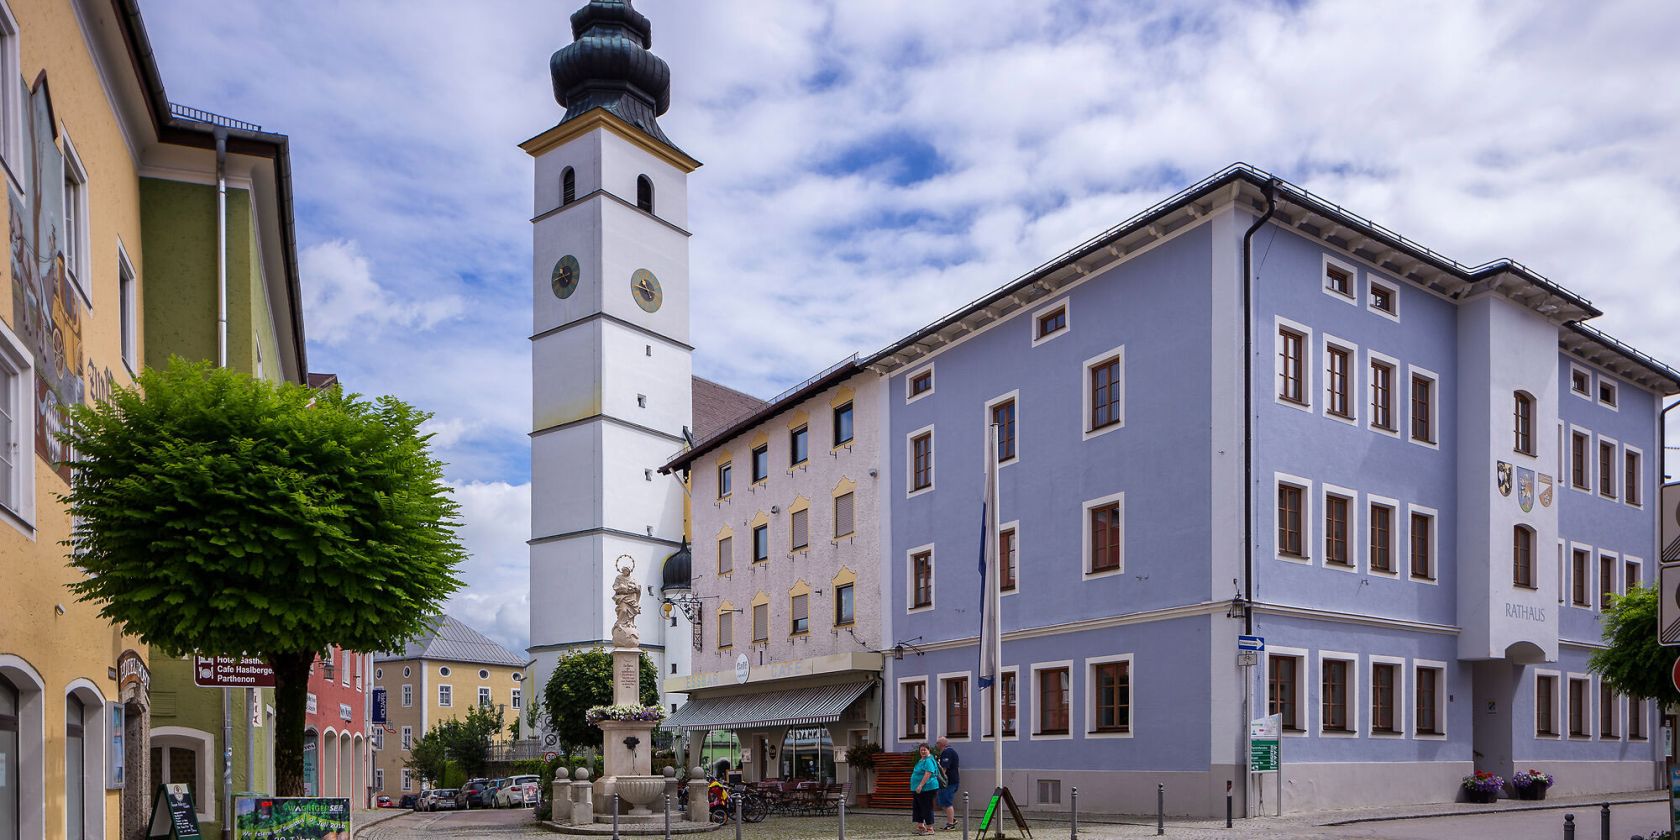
[593,648,663,824]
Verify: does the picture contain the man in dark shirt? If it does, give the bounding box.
[935,736,960,830]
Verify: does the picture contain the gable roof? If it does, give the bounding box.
[374,615,525,667]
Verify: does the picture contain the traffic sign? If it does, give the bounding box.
[1661,565,1680,646]
[1671,657,1680,696]
[1238,635,1265,651]
[544,751,558,762]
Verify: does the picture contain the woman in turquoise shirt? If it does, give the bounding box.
[910,743,941,835]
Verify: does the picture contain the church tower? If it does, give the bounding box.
[523,0,698,723]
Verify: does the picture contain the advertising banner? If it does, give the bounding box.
[234,797,350,840]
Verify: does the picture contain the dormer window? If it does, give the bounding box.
[562,167,576,205]
[637,175,654,213]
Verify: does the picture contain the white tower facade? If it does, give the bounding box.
[524,0,699,732]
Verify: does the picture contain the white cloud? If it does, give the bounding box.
[444,481,532,653]
[301,239,464,345]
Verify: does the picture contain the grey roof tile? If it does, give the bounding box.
[374,615,525,668]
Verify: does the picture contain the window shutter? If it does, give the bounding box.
[791,509,808,548]
[834,492,854,536]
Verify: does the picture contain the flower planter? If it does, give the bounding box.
[1515,785,1548,801]
[1464,789,1497,804]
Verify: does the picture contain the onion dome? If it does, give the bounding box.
[550,0,675,147]
[660,543,691,593]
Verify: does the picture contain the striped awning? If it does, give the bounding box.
[663,681,872,732]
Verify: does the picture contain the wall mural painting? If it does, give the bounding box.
[7,75,84,482]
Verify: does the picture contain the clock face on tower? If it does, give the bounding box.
[551,255,581,299]
[631,268,663,313]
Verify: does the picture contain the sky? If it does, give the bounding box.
[144,0,1680,655]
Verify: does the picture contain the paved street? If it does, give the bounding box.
[354,798,1671,840]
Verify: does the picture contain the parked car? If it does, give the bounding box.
[455,781,492,809]
[397,794,418,810]
[482,778,507,808]
[497,775,540,808]
[376,795,394,808]
[424,789,459,811]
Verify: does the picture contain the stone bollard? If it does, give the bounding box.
[688,767,709,823]
[552,778,571,825]
[571,767,595,827]
[663,767,679,818]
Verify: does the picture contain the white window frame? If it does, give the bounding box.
[983,389,1020,467]
[1624,444,1644,508]
[1405,365,1440,450]
[1565,671,1593,739]
[511,688,522,710]
[401,768,412,792]
[152,726,216,824]
[1081,490,1126,580]
[0,317,36,532]
[1081,344,1126,440]
[374,768,384,792]
[906,424,935,498]
[1366,494,1400,578]
[1366,349,1401,438]
[1320,483,1358,573]
[1625,556,1643,594]
[896,675,930,744]
[1316,651,1359,738]
[1321,253,1358,305]
[1082,653,1134,740]
[1597,434,1619,500]
[1568,424,1593,493]
[1273,317,1313,413]
[936,670,973,743]
[905,542,936,614]
[400,726,412,751]
[980,665,1021,742]
[117,240,138,374]
[1569,541,1595,611]
[60,131,91,305]
[1028,660,1075,742]
[1262,645,1309,737]
[998,518,1021,598]
[0,0,20,179]
[1273,473,1312,564]
[438,685,452,708]
[1320,334,1359,426]
[1598,548,1621,611]
[1366,654,1407,738]
[1597,377,1619,411]
[402,666,411,678]
[1598,677,1621,741]
[1534,668,1562,739]
[1412,659,1448,739]
[1568,362,1593,401]
[1405,503,1439,585]
[1029,297,1070,347]
[1367,276,1400,322]
[904,363,935,404]
[63,681,108,838]
[477,686,491,707]
[400,684,412,708]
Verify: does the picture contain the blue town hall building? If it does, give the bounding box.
[871,165,1679,816]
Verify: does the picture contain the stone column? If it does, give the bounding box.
[687,766,708,821]
[569,768,594,826]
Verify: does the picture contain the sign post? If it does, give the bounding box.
[1237,635,1262,819]
[1250,714,1281,817]
[192,657,276,688]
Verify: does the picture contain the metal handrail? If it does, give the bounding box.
[169,103,263,133]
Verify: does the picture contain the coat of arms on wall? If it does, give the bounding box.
[1538,474,1554,508]
[1496,461,1513,497]
[1516,467,1536,513]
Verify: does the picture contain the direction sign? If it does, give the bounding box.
[1250,739,1279,772]
[1671,657,1680,696]
[193,657,275,688]
[1661,565,1680,646]
[1238,635,1265,652]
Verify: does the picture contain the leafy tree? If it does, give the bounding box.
[405,733,450,788]
[439,703,505,780]
[542,648,659,750]
[58,359,465,795]
[1590,585,1680,707]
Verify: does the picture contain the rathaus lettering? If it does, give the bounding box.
[1504,603,1547,622]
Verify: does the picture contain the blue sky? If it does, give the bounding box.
[144,0,1680,653]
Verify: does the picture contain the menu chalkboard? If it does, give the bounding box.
[148,784,202,839]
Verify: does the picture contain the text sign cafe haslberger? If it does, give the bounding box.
[193,656,276,688]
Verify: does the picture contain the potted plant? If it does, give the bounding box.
[846,742,882,807]
[1462,771,1504,804]
[1512,769,1554,800]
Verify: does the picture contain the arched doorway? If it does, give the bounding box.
[323,729,339,797]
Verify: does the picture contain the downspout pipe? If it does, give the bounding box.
[1241,181,1278,635]
[215,126,228,369]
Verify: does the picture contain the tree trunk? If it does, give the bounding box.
[269,651,316,797]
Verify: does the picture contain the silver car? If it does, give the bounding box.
[425,789,459,811]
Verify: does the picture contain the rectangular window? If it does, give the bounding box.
[790,508,809,550]
[991,399,1017,463]
[1037,667,1070,735]
[718,535,733,574]
[438,685,452,708]
[911,550,934,609]
[1599,682,1616,738]
[1278,328,1305,404]
[1630,699,1646,739]
[1626,561,1640,595]
[1514,393,1534,454]
[478,687,491,707]
[834,583,854,626]
[1325,494,1350,567]
[1268,654,1301,731]
[1326,346,1351,418]
[1322,659,1350,733]
[1600,555,1615,608]
[717,462,732,498]
[1277,485,1304,558]
[511,688,522,710]
[401,726,412,751]
[1599,380,1618,407]
[910,371,933,397]
[1409,512,1433,580]
[790,593,809,635]
[1572,549,1590,606]
[1089,501,1122,573]
[833,492,854,538]
[903,681,927,739]
[1571,368,1590,395]
[1036,306,1066,339]
[63,141,89,296]
[751,445,769,483]
[1089,356,1122,430]
[911,431,933,492]
[790,425,809,465]
[1092,661,1130,734]
[1513,527,1535,589]
[1599,440,1616,498]
[401,685,412,708]
[752,524,768,562]
[0,325,30,519]
[1536,674,1557,736]
[1409,374,1434,443]
[1370,360,1395,430]
[1415,666,1442,735]
[1568,678,1588,737]
[119,255,137,370]
[1325,264,1352,297]
[1625,450,1641,505]
[944,677,970,739]
[1369,283,1395,315]
[999,527,1017,592]
[1369,503,1393,573]
[401,768,412,791]
[1571,432,1589,488]
[986,671,1018,737]
[752,602,768,643]
[833,402,854,447]
[1371,663,1397,733]
[717,612,733,649]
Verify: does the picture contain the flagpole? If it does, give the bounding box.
[988,423,1004,821]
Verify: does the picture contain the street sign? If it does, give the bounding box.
[371,688,387,725]
[1250,740,1279,772]
[192,657,275,688]
[1237,651,1258,667]
[1661,565,1680,646]
[544,751,558,762]
[1671,657,1680,696]
[1238,635,1265,651]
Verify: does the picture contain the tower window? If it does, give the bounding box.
[637,175,655,213]
[562,167,576,206]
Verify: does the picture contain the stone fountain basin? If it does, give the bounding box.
[610,775,666,816]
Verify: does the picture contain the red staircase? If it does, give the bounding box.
[869,752,914,809]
